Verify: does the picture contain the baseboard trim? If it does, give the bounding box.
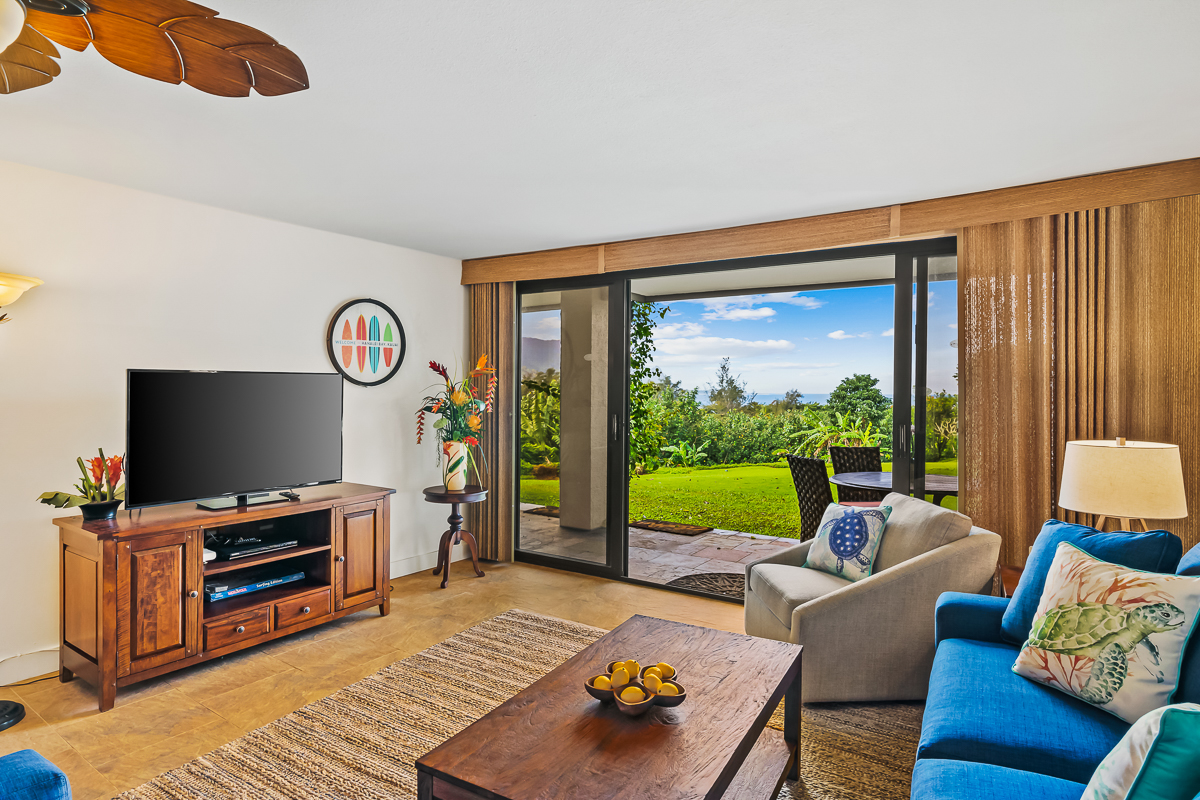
[0,649,59,687]
[390,543,466,579]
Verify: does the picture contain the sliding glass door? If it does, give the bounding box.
[515,279,628,577]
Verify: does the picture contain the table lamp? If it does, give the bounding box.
[1058,439,1188,531]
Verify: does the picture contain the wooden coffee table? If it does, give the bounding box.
[416,615,803,800]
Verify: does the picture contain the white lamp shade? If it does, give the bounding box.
[0,0,25,54]
[0,273,43,306]
[1059,440,1188,520]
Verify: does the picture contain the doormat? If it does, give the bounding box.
[525,506,559,517]
[666,572,745,599]
[630,519,714,536]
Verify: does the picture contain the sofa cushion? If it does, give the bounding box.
[1012,543,1200,724]
[1001,520,1183,644]
[873,492,972,573]
[1081,703,1200,800]
[805,503,892,581]
[919,638,1128,784]
[1179,543,1200,577]
[748,563,852,629]
[911,758,1086,800]
[0,750,70,800]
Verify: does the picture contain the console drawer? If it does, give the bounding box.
[204,608,270,651]
[275,588,330,629]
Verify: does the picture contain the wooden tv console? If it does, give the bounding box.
[54,483,393,712]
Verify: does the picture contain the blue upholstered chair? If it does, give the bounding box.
[0,750,70,799]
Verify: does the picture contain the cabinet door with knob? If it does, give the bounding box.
[116,529,201,677]
[334,500,387,610]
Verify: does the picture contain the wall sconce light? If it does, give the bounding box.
[0,272,43,324]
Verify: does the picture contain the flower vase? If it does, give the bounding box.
[80,499,122,522]
[443,441,468,491]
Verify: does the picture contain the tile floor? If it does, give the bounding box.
[0,560,746,798]
[519,504,798,585]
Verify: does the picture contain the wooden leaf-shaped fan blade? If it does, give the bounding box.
[24,8,92,52]
[0,24,64,93]
[23,0,308,97]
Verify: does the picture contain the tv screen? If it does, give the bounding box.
[126,370,343,508]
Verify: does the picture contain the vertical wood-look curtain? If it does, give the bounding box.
[961,196,1200,565]
[467,282,516,561]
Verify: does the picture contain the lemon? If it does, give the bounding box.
[643,666,663,681]
[619,686,646,703]
[656,662,675,679]
[644,674,663,693]
[610,667,630,688]
[624,659,641,676]
[593,675,611,690]
[657,683,679,696]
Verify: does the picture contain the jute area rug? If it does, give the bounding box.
[119,610,921,800]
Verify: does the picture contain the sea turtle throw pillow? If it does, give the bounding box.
[804,503,892,582]
[1013,542,1200,723]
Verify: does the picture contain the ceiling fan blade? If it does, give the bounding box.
[0,29,61,92]
[13,20,60,57]
[229,43,307,96]
[86,0,217,26]
[24,7,91,51]
[86,7,180,83]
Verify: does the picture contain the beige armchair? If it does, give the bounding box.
[744,493,1000,702]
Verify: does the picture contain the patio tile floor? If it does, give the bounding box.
[518,504,797,589]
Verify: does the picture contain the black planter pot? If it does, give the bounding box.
[80,499,122,522]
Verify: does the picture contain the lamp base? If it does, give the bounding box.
[1095,516,1151,532]
[0,700,26,732]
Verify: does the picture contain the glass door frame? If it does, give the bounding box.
[511,237,956,593]
[513,273,629,580]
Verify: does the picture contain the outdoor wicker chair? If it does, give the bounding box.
[785,455,834,540]
[829,445,888,502]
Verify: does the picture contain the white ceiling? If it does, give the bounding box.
[1,1,1198,261]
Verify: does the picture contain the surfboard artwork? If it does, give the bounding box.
[327,299,406,386]
[355,314,367,373]
[340,320,353,368]
[369,316,381,374]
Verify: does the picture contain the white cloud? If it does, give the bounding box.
[827,330,857,340]
[653,336,794,364]
[703,307,775,321]
[881,328,894,337]
[750,361,840,369]
[533,316,560,335]
[684,291,826,322]
[655,322,706,339]
[949,323,958,329]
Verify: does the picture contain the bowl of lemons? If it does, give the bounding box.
[587,658,686,716]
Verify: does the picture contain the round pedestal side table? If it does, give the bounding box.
[422,485,488,589]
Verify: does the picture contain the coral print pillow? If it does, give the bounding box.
[805,504,892,582]
[1013,542,1200,723]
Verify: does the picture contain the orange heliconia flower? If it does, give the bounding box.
[105,455,123,488]
[86,457,105,485]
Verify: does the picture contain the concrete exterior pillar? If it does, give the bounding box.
[558,287,609,532]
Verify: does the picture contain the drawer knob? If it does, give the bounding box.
[235,625,245,634]
[189,590,199,598]
[302,606,311,614]
[336,555,346,563]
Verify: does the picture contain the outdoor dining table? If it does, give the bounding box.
[830,471,960,508]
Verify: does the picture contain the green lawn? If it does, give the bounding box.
[520,460,959,540]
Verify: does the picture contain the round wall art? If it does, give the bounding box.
[327,299,406,386]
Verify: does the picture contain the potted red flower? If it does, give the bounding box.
[417,356,496,490]
[38,448,125,521]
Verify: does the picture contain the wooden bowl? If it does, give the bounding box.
[652,679,687,708]
[612,680,656,717]
[584,675,616,704]
[639,664,679,683]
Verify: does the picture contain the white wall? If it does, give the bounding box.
[0,160,467,682]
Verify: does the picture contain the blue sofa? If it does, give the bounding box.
[0,750,70,799]
[912,543,1200,800]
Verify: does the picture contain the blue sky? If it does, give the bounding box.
[521,280,959,401]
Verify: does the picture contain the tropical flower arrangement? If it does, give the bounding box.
[417,356,497,490]
[38,449,125,520]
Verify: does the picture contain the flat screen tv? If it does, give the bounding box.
[126,370,343,509]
